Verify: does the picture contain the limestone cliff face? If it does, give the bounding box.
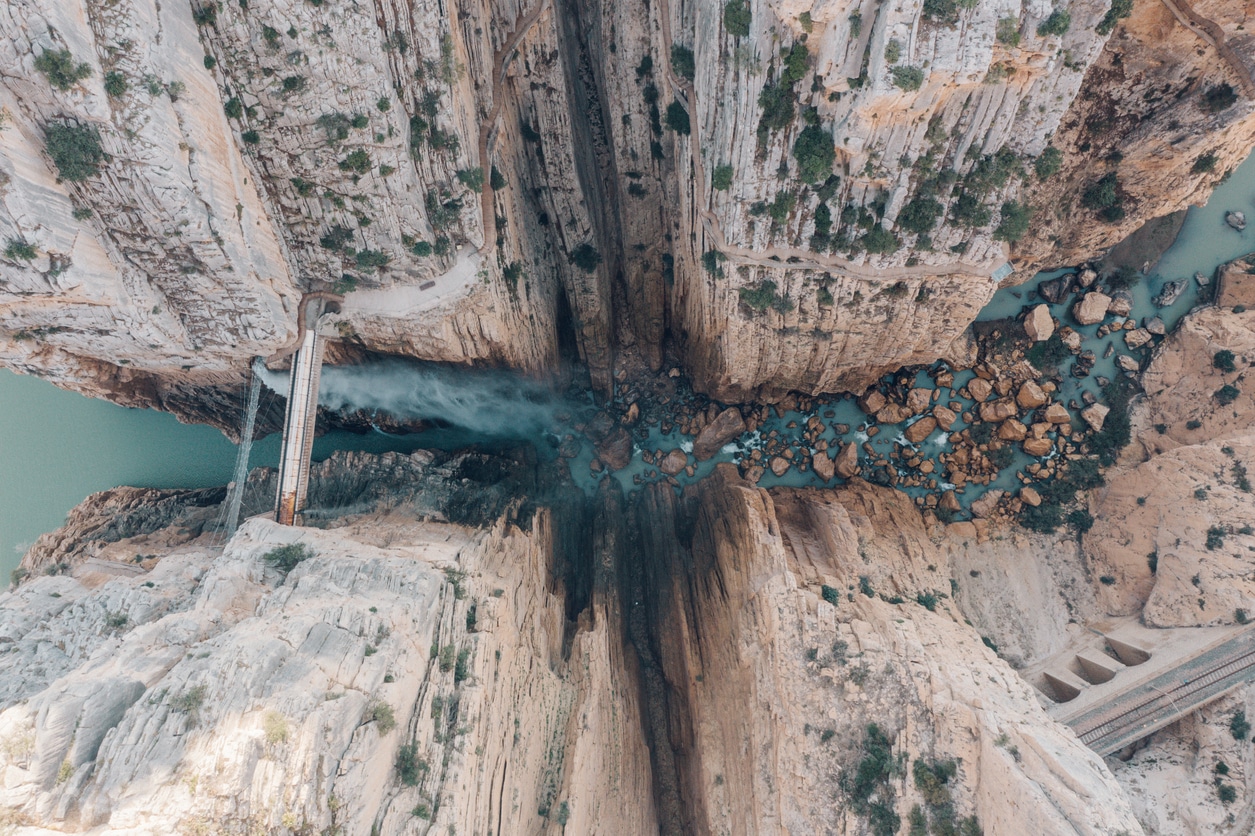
[621,468,1142,833]
[0,457,1153,834]
[5,0,1254,419]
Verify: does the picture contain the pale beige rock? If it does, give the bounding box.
[770,456,791,477]
[1024,305,1054,342]
[933,405,958,431]
[812,451,835,481]
[1124,329,1153,349]
[970,490,1004,519]
[1016,381,1049,409]
[904,416,938,444]
[1023,436,1052,456]
[1073,293,1112,326]
[835,442,859,479]
[1044,403,1071,424]
[1116,354,1140,372]
[998,419,1028,441]
[968,377,994,402]
[859,390,888,415]
[906,387,932,415]
[979,398,1018,423]
[1081,403,1110,432]
[1020,487,1042,507]
[659,449,689,476]
[693,408,747,461]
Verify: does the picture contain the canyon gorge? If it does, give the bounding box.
[4,0,1255,832]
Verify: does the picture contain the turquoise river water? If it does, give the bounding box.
[4,149,1255,580]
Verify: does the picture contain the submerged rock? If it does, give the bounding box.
[1154,280,1186,307]
[1227,210,1247,231]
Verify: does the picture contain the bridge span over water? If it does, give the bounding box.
[272,295,339,526]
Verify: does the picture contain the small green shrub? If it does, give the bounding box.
[263,543,311,572]
[898,196,943,235]
[456,167,484,192]
[996,17,1021,47]
[664,101,690,134]
[1082,172,1120,210]
[4,239,36,261]
[884,40,902,65]
[569,243,602,272]
[793,125,835,183]
[192,4,217,25]
[241,130,260,144]
[724,0,751,37]
[1208,525,1227,551]
[994,200,1032,243]
[1037,9,1071,37]
[203,55,217,70]
[1216,384,1241,406]
[410,240,433,256]
[1193,152,1219,174]
[1096,0,1133,35]
[395,742,422,785]
[712,164,733,190]
[339,149,371,174]
[671,44,695,80]
[821,585,840,605]
[224,97,243,119]
[355,249,390,271]
[104,71,128,97]
[1231,710,1250,741]
[44,122,106,182]
[891,66,925,91]
[35,49,91,91]
[1034,146,1063,179]
[1203,83,1239,113]
[368,700,396,733]
[861,225,899,254]
[1214,350,1237,373]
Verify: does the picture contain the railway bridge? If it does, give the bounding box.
[1035,619,1255,756]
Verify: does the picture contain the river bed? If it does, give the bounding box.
[4,150,1255,580]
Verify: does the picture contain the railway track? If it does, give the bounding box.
[1070,641,1255,754]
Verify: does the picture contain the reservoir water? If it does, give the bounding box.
[4,149,1255,580]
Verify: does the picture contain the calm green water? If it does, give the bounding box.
[0,371,451,580]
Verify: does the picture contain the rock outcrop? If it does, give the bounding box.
[5,0,1255,422]
[0,458,1153,834]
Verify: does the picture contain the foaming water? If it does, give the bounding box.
[258,360,563,439]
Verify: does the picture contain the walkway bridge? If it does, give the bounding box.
[272,294,340,526]
[1032,618,1255,756]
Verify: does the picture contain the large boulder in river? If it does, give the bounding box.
[693,407,746,460]
[1081,403,1110,432]
[1016,381,1048,409]
[1024,305,1054,342]
[835,442,859,478]
[967,377,993,402]
[811,451,835,481]
[998,419,1028,441]
[906,388,932,415]
[1023,436,1054,457]
[1154,280,1186,308]
[904,416,937,444]
[1038,275,1072,304]
[1107,291,1133,317]
[933,405,957,431]
[659,449,689,476]
[595,427,634,470]
[858,390,887,415]
[1043,402,1071,424]
[979,398,1018,423]
[1072,292,1111,326]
